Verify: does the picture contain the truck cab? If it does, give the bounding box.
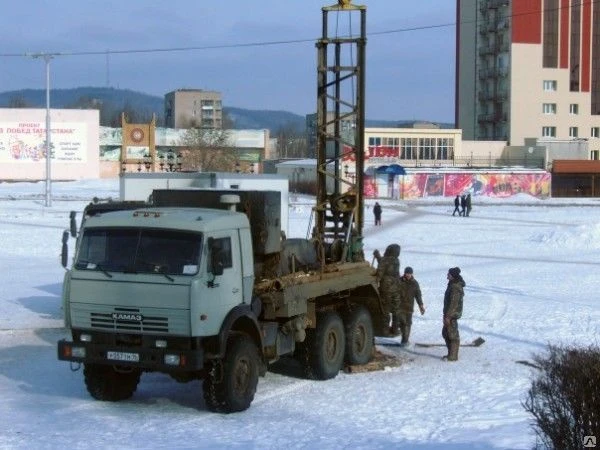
[59,204,265,412]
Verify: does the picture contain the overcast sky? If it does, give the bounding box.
[0,1,456,122]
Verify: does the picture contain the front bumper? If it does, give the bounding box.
[57,339,205,372]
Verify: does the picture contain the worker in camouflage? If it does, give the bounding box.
[373,244,401,336]
[397,266,425,346]
[442,267,465,361]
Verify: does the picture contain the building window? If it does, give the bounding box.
[569,127,579,137]
[569,104,579,115]
[543,103,557,114]
[436,138,454,160]
[592,127,600,137]
[591,150,599,160]
[543,80,557,91]
[419,138,435,160]
[401,138,417,159]
[542,126,556,137]
[368,137,381,147]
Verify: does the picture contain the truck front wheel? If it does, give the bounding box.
[203,333,260,413]
[299,311,345,380]
[83,363,141,401]
[343,304,374,365]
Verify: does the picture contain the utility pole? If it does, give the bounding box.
[30,52,58,207]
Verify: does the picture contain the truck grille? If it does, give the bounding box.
[70,304,190,335]
[90,311,169,333]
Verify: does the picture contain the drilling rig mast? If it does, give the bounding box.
[314,0,366,263]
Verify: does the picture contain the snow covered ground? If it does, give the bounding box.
[1,178,599,449]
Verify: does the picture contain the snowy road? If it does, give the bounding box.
[1,179,599,449]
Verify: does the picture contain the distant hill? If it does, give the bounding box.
[0,87,452,131]
[0,87,306,132]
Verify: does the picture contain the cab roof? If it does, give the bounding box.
[82,207,250,233]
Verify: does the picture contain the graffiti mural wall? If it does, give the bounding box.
[364,172,551,199]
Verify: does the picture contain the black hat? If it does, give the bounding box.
[404,266,413,274]
[448,267,461,278]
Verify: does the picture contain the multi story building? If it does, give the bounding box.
[456,0,600,159]
[164,89,222,129]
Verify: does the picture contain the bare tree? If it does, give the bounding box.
[179,128,237,172]
[275,124,308,159]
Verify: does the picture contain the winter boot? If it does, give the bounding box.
[446,341,459,361]
[442,335,451,359]
[390,315,400,337]
[400,324,411,346]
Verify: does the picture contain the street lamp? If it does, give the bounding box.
[159,149,182,172]
[31,52,58,207]
[143,153,152,172]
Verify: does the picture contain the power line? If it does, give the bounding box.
[0,1,594,59]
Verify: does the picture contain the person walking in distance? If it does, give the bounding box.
[397,266,425,346]
[442,267,465,361]
[373,244,401,336]
[373,202,382,226]
[465,193,472,217]
[460,195,467,217]
[452,195,460,216]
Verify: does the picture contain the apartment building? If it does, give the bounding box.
[456,0,600,159]
[164,89,222,129]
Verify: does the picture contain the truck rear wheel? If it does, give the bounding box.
[299,310,345,380]
[83,363,141,401]
[343,304,374,365]
[203,333,259,413]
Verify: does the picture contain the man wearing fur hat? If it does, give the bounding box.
[397,266,425,346]
[442,267,465,361]
[373,244,401,336]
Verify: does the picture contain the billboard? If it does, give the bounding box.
[0,121,88,163]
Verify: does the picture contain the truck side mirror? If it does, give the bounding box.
[61,230,69,268]
[69,211,77,238]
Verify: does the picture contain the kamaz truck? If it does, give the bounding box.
[57,0,377,413]
[58,189,385,412]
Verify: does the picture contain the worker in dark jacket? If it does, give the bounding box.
[373,244,401,336]
[442,267,464,361]
[397,266,425,346]
[465,193,472,217]
[460,195,467,217]
[452,195,460,216]
[373,202,382,226]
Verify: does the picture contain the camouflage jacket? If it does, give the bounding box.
[374,244,401,294]
[443,277,465,319]
[399,276,423,313]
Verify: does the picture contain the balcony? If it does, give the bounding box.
[488,0,509,8]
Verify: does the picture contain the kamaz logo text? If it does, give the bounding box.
[112,312,143,321]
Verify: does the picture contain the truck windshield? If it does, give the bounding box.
[74,228,202,276]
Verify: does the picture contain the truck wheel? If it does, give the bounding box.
[343,305,374,365]
[301,311,345,380]
[203,333,260,413]
[84,363,141,401]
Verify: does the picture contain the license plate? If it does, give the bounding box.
[106,351,139,362]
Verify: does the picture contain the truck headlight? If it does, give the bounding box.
[164,354,180,366]
[71,346,86,358]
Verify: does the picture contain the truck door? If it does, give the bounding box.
[194,230,243,336]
